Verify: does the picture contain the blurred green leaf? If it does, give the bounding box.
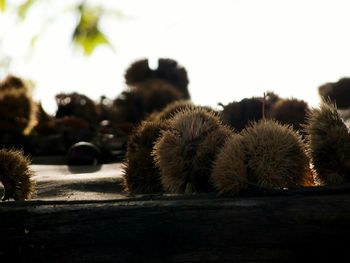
[0,0,6,12]
[72,4,111,55]
[18,0,36,20]
[74,30,109,55]
[30,34,39,48]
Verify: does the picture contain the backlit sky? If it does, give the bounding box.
[1,0,350,114]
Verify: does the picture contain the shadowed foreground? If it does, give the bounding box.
[1,165,350,262]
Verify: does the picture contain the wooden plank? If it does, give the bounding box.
[0,163,125,201]
[0,193,350,262]
[1,164,350,262]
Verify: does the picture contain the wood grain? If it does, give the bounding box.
[1,192,350,262]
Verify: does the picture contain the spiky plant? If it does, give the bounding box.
[147,100,194,121]
[219,93,281,132]
[148,100,218,122]
[125,59,153,86]
[305,100,350,185]
[112,82,183,125]
[156,58,190,99]
[211,134,248,195]
[141,80,183,114]
[0,149,35,201]
[124,58,190,99]
[0,75,37,135]
[0,87,37,135]
[112,89,147,124]
[270,98,309,132]
[55,92,99,129]
[318,78,350,109]
[220,98,264,131]
[241,119,308,190]
[265,91,280,105]
[123,120,169,194]
[31,103,56,135]
[302,166,316,187]
[0,75,28,91]
[153,108,233,194]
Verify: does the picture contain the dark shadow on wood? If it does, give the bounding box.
[67,164,102,174]
[31,155,67,165]
[35,178,124,198]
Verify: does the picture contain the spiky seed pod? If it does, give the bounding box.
[153,108,233,194]
[112,89,147,124]
[211,134,248,195]
[148,100,218,122]
[304,100,350,185]
[141,79,183,114]
[0,149,35,201]
[302,166,316,187]
[269,98,309,132]
[318,78,350,109]
[0,75,27,91]
[123,120,170,194]
[55,92,99,129]
[124,58,190,99]
[113,81,183,125]
[147,100,194,121]
[265,91,280,105]
[0,88,37,135]
[0,75,37,135]
[241,120,308,189]
[220,98,264,131]
[219,93,282,132]
[156,58,190,99]
[31,103,56,135]
[124,59,153,86]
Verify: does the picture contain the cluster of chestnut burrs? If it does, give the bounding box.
[123,99,350,196]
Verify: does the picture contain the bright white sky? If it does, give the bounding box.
[1,0,350,114]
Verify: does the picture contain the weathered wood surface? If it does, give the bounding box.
[1,164,350,262]
[1,192,350,262]
[0,163,125,200]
